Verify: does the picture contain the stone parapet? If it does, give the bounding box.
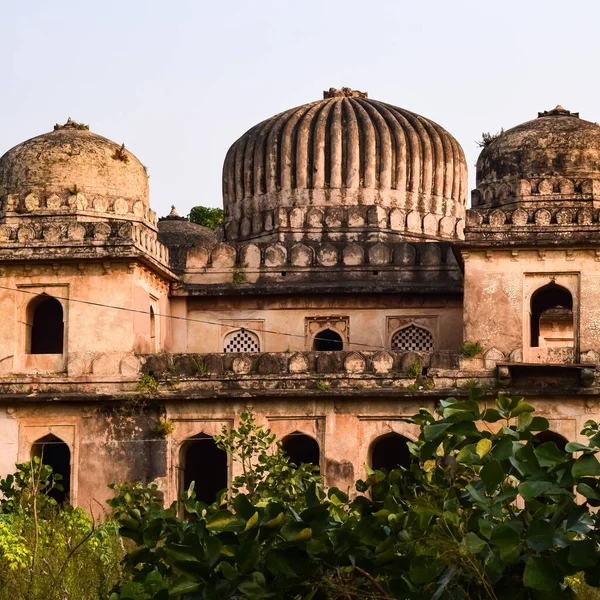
[464,206,600,245]
[223,204,464,243]
[179,239,462,290]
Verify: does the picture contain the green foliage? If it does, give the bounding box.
[406,358,423,378]
[465,377,480,388]
[232,268,247,284]
[0,461,126,599]
[107,482,163,519]
[108,395,600,600]
[189,205,224,229]
[461,340,483,357]
[194,359,207,376]
[153,417,174,438]
[137,374,158,396]
[316,379,330,391]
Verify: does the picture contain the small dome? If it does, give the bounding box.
[474,106,600,207]
[0,119,150,219]
[222,88,467,241]
[158,207,217,272]
[157,208,217,246]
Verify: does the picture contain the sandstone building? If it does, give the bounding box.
[0,91,596,508]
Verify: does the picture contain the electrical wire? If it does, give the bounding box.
[0,283,396,352]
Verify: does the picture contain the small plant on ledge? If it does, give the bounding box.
[137,374,159,396]
[461,341,483,358]
[316,379,330,391]
[153,417,174,438]
[405,358,422,378]
[232,268,247,285]
[112,143,130,163]
[194,360,208,377]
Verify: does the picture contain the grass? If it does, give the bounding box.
[461,341,483,358]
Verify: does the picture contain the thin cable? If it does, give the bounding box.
[0,283,397,352]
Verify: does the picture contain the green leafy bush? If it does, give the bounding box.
[107,393,600,599]
[189,206,224,229]
[461,341,483,357]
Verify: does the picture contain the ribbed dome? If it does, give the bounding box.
[222,88,467,241]
[474,106,600,207]
[0,119,151,221]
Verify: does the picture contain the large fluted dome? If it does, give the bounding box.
[222,88,467,242]
[473,106,600,208]
[0,119,153,224]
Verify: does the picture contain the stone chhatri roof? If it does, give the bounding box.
[222,88,468,242]
[476,105,600,194]
[0,119,150,209]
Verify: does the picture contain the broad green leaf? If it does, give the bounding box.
[534,442,568,468]
[529,416,550,431]
[206,510,243,531]
[238,572,267,599]
[463,532,486,554]
[523,556,558,591]
[244,511,259,532]
[167,577,201,596]
[281,522,312,542]
[204,536,221,567]
[511,402,535,417]
[565,442,592,453]
[572,454,600,478]
[568,539,597,568]
[476,438,492,459]
[423,422,452,442]
[526,519,554,552]
[163,543,199,563]
[577,482,600,501]
[518,481,552,500]
[480,459,504,493]
[263,512,284,528]
[517,412,533,431]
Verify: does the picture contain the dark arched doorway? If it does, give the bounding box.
[281,432,320,469]
[313,329,343,351]
[534,430,568,452]
[28,295,64,354]
[370,433,412,472]
[530,283,573,349]
[180,434,228,504]
[31,434,71,504]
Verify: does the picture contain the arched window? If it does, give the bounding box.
[150,306,156,342]
[27,295,64,354]
[533,430,568,452]
[281,432,320,468]
[224,329,260,353]
[391,325,434,352]
[313,328,343,351]
[180,433,228,504]
[370,433,412,472]
[530,283,573,348]
[31,434,71,504]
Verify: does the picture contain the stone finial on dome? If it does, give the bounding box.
[160,205,186,221]
[53,118,90,131]
[538,105,579,119]
[323,87,368,99]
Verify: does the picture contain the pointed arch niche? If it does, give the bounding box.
[16,284,69,373]
[179,433,228,504]
[524,274,579,363]
[18,423,77,505]
[281,432,320,469]
[369,432,413,472]
[31,434,71,504]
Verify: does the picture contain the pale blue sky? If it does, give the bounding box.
[1,0,599,218]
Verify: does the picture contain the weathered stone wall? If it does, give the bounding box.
[463,247,600,361]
